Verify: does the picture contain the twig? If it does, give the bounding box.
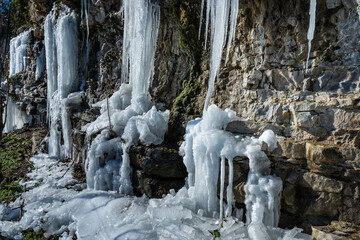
[60,157,76,179]
[33,130,50,154]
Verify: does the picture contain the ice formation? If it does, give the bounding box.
[35,47,45,81]
[2,97,28,133]
[0,154,311,240]
[199,0,239,112]
[9,30,30,77]
[305,0,317,72]
[121,0,160,99]
[81,0,90,42]
[45,5,79,158]
[180,105,283,231]
[84,0,167,195]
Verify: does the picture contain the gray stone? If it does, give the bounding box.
[129,146,187,179]
[326,0,342,9]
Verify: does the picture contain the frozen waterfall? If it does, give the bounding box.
[2,97,28,133]
[9,30,30,77]
[305,0,317,72]
[45,5,79,158]
[199,0,239,112]
[84,0,169,196]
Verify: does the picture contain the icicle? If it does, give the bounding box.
[198,0,205,40]
[119,143,133,195]
[219,156,225,219]
[305,0,317,72]
[202,0,239,113]
[121,0,160,101]
[45,12,57,124]
[204,0,211,50]
[35,47,45,81]
[225,0,239,64]
[203,1,229,113]
[225,157,233,217]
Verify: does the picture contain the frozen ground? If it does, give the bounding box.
[0,154,311,240]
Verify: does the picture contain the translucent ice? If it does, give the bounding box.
[199,0,239,112]
[0,153,311,240]
[305,0,317,72]
[35,47,45,81]
[2,97,28,133]
[45,5,79,158]
[9,30,30,77]
[181,104,283,233]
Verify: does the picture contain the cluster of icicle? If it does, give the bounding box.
[180,105,283,237]
[83,0,169,196]
[45,4,79,158]
[199,0,239,112]
[2,30,31,133]
[9,30,30,77]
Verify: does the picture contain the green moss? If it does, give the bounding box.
[22,228,46,240]
[170,1,203,118]
[0,133,33,203]
[166,1,204,146]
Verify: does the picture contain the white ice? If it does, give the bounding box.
[0,154,311,240]
[85,0,166,195]
[199,0,239,112]
[9,30,30,77]
[305,0,317,72]
[45,4,79,158]
[180,104,299,239]
[35,47,45,81]
[2,97,28,133]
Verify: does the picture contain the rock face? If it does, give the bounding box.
[206,0,360,233]
[2,0,360,237]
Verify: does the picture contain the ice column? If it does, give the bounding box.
[45,11,60,157]
[121,0,160,100]
[181,105,282,226]
[180,105,239,217]
[244,132,283,232]
[35,47,45,81]
[45,5,78,158]
[305,0,317,72]
[2,97,28,133]
[198,0,239,112]
[9,30,30,77]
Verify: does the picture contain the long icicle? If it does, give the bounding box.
[305,0,316,72]
[203,0,239,113]
[198,0,205,40]
[219,156,226,219]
